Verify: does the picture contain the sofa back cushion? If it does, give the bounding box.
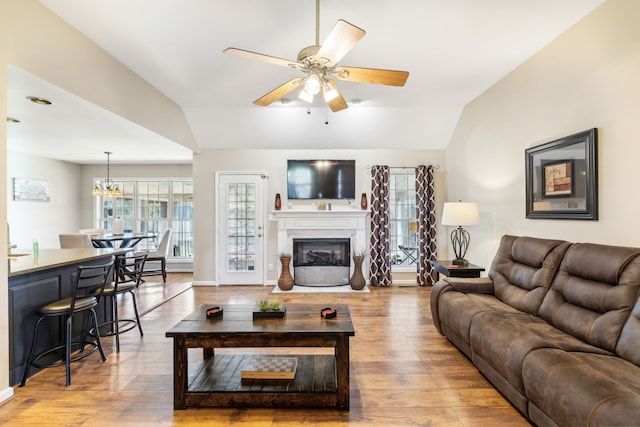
[539,243,640,356]
[489,235,570,314]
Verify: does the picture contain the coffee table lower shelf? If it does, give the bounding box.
[185,353,338,408]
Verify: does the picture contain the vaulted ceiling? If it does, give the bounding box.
[7,0,605,163]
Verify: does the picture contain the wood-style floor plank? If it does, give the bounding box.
[0,275,530,426]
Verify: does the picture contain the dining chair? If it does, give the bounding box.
[79,228,104,236]
[98,252,147,352]
[20,260,114,386]
[59,233,93,249]
[141,229,172,282]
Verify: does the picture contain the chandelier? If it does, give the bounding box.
[92,151,122,197]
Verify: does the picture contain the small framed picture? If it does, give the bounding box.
[542,159,574,198]
[13,178,50,202]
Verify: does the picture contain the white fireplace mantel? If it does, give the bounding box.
[272,210,370,282]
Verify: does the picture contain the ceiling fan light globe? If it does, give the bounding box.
[323,85,339,102]
[304,74,321,95]
[299,89,314,103]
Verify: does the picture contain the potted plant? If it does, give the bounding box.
[277,252,294,291]
[253,298,286,319]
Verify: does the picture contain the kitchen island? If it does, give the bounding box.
[8,248,126,385]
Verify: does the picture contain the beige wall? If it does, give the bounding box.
[193,149,447,283]
[446,0,640,269]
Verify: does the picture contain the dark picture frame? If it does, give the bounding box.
[525,128,597,220]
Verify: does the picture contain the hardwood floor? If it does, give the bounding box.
[0,275,530,426]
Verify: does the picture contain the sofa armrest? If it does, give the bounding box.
[443,277,494,294]
[430,277,495,334]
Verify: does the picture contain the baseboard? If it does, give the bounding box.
[0,386,14,404]
[393,278,419,286]
[192,281,218,286]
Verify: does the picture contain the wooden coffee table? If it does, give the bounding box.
[165,303,355,410]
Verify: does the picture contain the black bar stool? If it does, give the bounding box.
[98,252,147,352]
[20,260,114,386]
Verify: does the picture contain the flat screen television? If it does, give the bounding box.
[287,159,356,200]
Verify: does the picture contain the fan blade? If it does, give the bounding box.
[254,78,305,106]
[224,48,299,69]
[334,66,409,87]
[324,80,348,112]
[316,20,365,66]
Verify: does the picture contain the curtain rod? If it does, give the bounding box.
[365,164,440,170]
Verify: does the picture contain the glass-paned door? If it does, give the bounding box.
[218,173,265,284]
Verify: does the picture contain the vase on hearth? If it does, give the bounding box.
[350,255,366,290]
[278,256,294,291]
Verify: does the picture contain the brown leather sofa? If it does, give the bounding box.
[430,235,640,427]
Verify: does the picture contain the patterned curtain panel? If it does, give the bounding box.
[416,165,438,285]
[369,165,392,287]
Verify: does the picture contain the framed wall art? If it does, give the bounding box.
[525,128,597,220]
[13,178,51,202]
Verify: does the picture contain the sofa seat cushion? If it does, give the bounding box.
[523,348,640,427]
[438,291,521,352]
[470,311,612,395]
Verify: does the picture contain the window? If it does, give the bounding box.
[95,179,193,260]
[389,169,417,270]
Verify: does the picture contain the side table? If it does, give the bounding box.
[430,260,485,278]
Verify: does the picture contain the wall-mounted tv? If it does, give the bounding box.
[287,159,356,200]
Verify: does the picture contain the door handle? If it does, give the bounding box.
[257,225,263,230]
[257,233,263,238]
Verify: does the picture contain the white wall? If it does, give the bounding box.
[446,0,640,269]
[193,149,447,283]
[7,151,82,249]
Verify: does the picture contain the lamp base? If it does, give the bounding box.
[452,259,469,266]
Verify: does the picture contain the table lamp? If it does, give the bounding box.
[441,201,480,266]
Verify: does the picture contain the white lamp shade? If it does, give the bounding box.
[441,202,480,226]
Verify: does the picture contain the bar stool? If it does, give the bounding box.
[20,260,114,387]
[98,252,147,352]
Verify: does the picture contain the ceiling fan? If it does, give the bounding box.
[223,0,409,112]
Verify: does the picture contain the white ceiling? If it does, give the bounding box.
[7,0,605,164]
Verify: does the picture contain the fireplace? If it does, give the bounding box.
[273,210,369,287]
[293,238,350,286]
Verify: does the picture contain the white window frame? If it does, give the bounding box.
[93,177,193,261]
[389,169,417,272]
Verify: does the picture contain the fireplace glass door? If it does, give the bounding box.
[293,238,350,286]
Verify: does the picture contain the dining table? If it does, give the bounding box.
[90,232,157,249]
